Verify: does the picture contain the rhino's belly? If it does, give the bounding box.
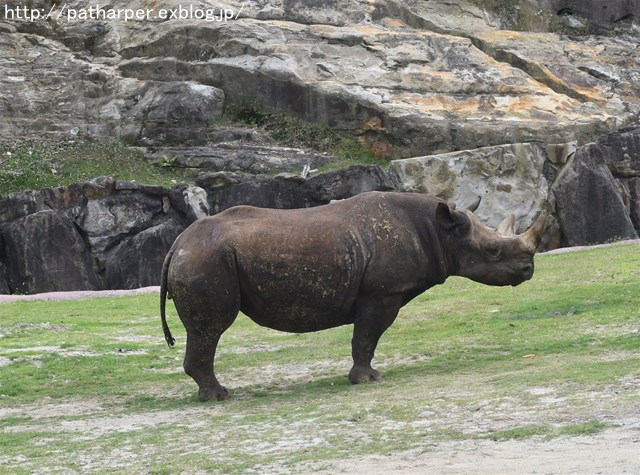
[237,256,359,333]
[243,304,355,333]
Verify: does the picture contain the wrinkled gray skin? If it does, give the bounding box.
[161,191,546,401]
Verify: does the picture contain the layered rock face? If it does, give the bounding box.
[1,0,639,156]
[390,127,640,250]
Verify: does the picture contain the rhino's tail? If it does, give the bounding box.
[160,249,176,348]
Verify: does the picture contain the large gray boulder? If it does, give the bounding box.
[198,165,397,213]
[103,219,185,289]
[0,261,9,295]
[595,126,640,178]
[305,165,396,204]
[0,177,197,294]
[205,175,310,214]
[629,178,640,232]
[0,190,47,223]
[121,81,225,146]
[77,191,165,253]
[389,143,550,230]
[552,146,638,246]
[2,211,102,293]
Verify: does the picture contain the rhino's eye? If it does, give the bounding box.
[485,246,502,260]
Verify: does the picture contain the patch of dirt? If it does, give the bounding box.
[4,408,204,439]
[2,360,638,474]
[0,286,161,303]
[0,322,69,336]
[0,345,149,368]
[222,358,351,391]
[0,398,109,420]
[309,423,640,475]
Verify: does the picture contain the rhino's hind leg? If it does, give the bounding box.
[184,331,230,401]
[177,291,239,402]
[348,296,401,384]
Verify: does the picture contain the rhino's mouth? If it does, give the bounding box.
[511,273,533,286]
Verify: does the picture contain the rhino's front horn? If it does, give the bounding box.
[519,210,547,253]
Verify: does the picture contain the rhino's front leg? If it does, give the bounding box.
[348,295,402,384]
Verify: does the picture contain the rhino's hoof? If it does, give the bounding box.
[348,366,381,384]
[198,386,229,402]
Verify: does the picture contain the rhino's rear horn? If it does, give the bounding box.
[496,214,516,237]
[466,196,481,213]
[519,210,547,252]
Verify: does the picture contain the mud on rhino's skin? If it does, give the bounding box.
[160,191,547,401]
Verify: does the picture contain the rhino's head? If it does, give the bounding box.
[437,201,547,287]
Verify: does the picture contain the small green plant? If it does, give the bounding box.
[222,99,272,127]
[160,155,177,168]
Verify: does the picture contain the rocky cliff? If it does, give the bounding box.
[1,0,639,294]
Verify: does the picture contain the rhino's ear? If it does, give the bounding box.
[436,202,471,233]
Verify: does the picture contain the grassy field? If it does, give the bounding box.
[0,243,638,474]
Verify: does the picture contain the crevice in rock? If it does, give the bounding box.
[372,0,450,35]
[578,65,618,83]
[614,13,634,24]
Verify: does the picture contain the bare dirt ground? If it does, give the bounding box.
[313,424,640,474]
[0,285,161,303]
[2,241,639,474]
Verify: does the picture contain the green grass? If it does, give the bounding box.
[0,141,182,197]
[1,103,383,198]
[0,244,638,473]
[487,420,612,441]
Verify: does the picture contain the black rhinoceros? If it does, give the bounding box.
[160,191,546,401]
